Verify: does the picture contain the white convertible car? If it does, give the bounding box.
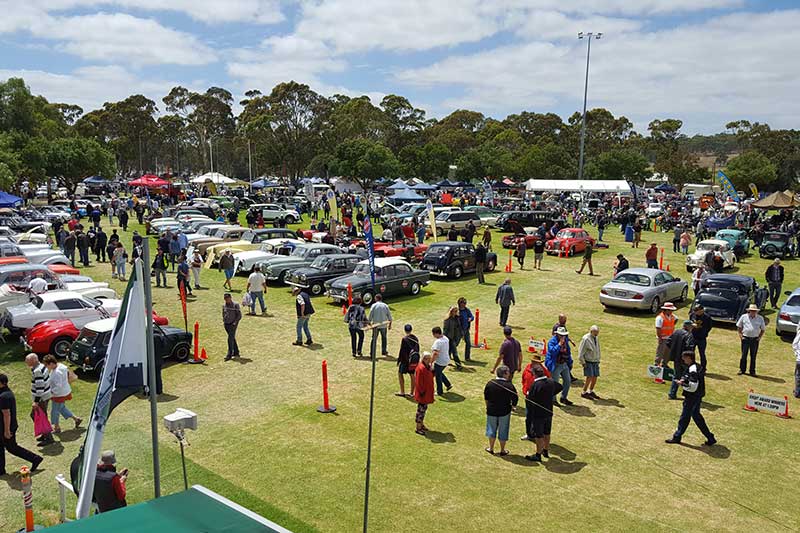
[232,238,303,274]
[685,239,736,272]
[0,281,116,314]
[3,291,122,332]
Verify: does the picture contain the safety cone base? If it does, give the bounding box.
[317,405,337,413]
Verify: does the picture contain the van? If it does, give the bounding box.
[432,211,482,236]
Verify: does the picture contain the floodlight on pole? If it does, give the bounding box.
[577,31,602,182]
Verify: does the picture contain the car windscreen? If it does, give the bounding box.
[703,281,744,295]
[242,231,255,241]
[310,256,332,268]
[555,230,572,239]
[426,245,449,256]
[785,295,800,307]
[32,296,44,308]
[696,242,717,251]
[75,328,100,346]
[613,273,651,286]
[290,247,309,258]
[213,229,227,238]
[353,264,376,276]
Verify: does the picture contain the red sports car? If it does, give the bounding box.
[545,228,596,256]
[23,312,170,358]
[373,240,429,261]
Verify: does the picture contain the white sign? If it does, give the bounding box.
[528,339,544,353]
[746,391,790,418]
[647,365,674,381]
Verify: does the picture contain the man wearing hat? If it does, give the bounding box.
[655,302,677,367]
[765,258,784,308]
[665,351,716,446]
[293,286,315,347]
[578,325,601,399]
[645,242,659,269]
[736,304,765,376]
[222,293,242,360]
[545,327,573,406]
[520,352,550,441]
[667,320,695,399]
[93,450,128,513]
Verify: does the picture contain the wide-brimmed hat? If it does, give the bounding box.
[661,302,677,311]
[100,450,116,465]
[747,304,759,312]
[556,326,569,336]
[530,353,545,363]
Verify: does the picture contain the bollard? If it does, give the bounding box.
[193,321,199,360]
[473,309,480,347]
[18,466,42,532]
[317,360,336,413]
[347,284,353,307]
[659,248,664,270]
[507,250,513,272]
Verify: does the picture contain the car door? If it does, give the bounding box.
[54,298,88,324]
[391,264,414,294]
[660,271,679,299]
[261,205,279,221]
[377,265,395,294]
[460,245,475,271]
[653,272,669,300]
[344,257,360,274]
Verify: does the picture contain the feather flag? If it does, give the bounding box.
[179,280,188,331]
[717,171,740,202]
[426,199,438,242]
[362,216,376,290]
[73,259,149,518]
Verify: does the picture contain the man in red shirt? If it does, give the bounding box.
[93,450,128,513]
[645,242,659,268]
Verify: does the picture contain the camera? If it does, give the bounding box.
[163,408,197,434]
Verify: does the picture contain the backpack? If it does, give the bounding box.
[407,337,420,372]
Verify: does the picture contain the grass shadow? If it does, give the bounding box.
[701,401,725,411]
[306,343,325,351]
[506,324,526,330]
[439,392,466,403]
[423,430,456,444]
[39,441,64,456]
[56,427,86,443]
[463,359,488,367]
[681,442,731,459]
[705,373,732,381]
[499,454,540,467]
[545,457,588,474]
[559,404,595,417]
[233,357,254,364]
[549,443,576,461]
[453,366,476,374]
[592,397,626,408]
[751,374,785,384]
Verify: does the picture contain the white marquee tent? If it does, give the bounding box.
[523,179,631,194]
[191,172,236,184]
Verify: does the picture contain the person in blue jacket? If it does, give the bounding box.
[545,327,574,406]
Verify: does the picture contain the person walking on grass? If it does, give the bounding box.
[458,297,474,361]
[42,355,81,434]
[152,249,168,288]
[292,286,314,346]
[112,242,127,281]
[219,250,235,291]
[526,366,562,462]
[414,352,435,435]
[665,351,717,446]
[176,254,192,297]
[397,324,419,397]
[545,327,573,406]
[190,250,203,289]
[575,239,594,275]
[689,305,713,370]
[578,325,601,399]
[655,302,677,367]
[736,304,764,376]
[496,278,515,327]
[431,327,452,395]
[25,353,53,445]
[491,326,522,379]
[552,314,578,383]
[667,321,695,400]
[520,353,550,441]
[765,258,784,309]
[475,243,487,284]
[222,293,242,361]
[482,227,492,251]
[0,374,43,477]
[246,266,267,315]
[368,294,392,358]
[793,327,800,399]
[645,242,659,268]
[443,306,463,370]
[533,237,545,270]
[484,365,518,456]
[344,296,367,358]
[515,239,526,270]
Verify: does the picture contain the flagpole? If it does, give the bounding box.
[362,212,377,533]
[141,239,161,498]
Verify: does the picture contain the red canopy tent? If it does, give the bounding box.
[128,174,169,187]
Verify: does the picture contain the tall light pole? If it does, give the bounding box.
[577,31,602,181]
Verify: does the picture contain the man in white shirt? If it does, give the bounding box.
[736,304,765,376]
[792,327,800,399]
[431,326,452,396]
[27,274,48,295]
[246,266,267,315]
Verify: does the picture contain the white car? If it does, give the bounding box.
[232,239,303,273]
[646,203,664,217]
[3,291,123,332]
[252,204,301,224]
[685,239,736,272]
[0,282,116,315]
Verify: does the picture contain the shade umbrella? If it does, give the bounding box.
[751,190,800,209]
[191,172,236,184]
[251,179,279,189]
[128,175,169,187]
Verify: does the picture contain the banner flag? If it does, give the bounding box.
[362,216,376,290]
[426,199,437,242]
[717,171,740,201]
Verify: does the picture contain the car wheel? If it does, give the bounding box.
[486,259,496,271]
[686,266,693,273]
[649,296,661,314]
[763,244,777,256]
[569,246,576,257]
[452,266,463,279]
[679,286,688,302]
[310,282,324,296]
[285,216,296,224]
[362,291,374,305]
[50,336,73,358]
[436,227,444,237]
[171,342,191,362]
[277,270,287,284]
[410,281,421,295]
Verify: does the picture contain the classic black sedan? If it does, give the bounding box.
[68,318,193,373]
[419,241,497,279]
[285,253,361,296]
[691,274,769,323]
[325,257,430,305]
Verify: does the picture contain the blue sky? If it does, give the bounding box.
[1,0,798,134]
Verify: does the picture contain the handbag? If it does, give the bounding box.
[33,405,53,437]
[241,292,253,307]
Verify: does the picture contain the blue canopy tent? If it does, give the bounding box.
[435,179,454,188]
[654,183,677,192]
[0,191,22,207]
[387,179,410,190]
[412,182,437,191]
[389,188,425,204]
[83,175,110,184]
[251,179,279,189]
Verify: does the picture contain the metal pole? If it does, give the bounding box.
[362,206,376,533]
[141,239,161,498]
[577,35,593,181]
[179,436,188,491]
[209,139,214,174]
[248,139,253,195]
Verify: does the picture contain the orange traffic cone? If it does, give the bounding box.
[483,337,490,350]
[200,347,208,361]
[341,304,347,315]
[666,264,670,271]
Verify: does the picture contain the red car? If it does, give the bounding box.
[374,240,429,261]
[49,264,81,275]
[23,312,170,358]
[545,228,596,256]
[502,231,541,249]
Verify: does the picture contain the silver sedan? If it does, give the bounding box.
[600,268,689,314]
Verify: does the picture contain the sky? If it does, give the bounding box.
[0,0,798,135]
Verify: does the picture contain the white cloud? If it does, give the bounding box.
[395,9,800,132]
[508,11,642,40]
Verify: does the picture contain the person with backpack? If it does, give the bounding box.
[397,324,419,397]
[344,296,367,358]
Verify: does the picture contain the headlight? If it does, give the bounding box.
[299,274,307,281]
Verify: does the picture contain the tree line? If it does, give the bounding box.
[0,77,797,194]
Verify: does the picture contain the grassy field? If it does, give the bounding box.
[1,214,799,532]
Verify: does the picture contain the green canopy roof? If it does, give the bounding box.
[48,485,293,533]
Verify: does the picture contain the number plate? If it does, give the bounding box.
[614,290,627,297]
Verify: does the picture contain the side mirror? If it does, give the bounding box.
[673,277,681,282]
[785,291,792,296]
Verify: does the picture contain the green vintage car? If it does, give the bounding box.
[325,257,430,305]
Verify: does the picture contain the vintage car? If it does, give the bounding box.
[686,239,736,272]
[495,211,554,233]
[0,280,115,315]
[285,254,361,296]
[372,240,429,261]
[759,232,794,259]
[194,226,249,257]
[259,243,342,283]
[207,228,301,265]
[432,211,482,237]
[326,257,430,305]
[419,241,498,279]
[231,239,303,274]
[600,268,689,314]
[501,227,541,249]
[0,242,69,265]
[776,288,800,336]
[545,228,596,256]
[645,202,665,218]
[715,229,750,255]
[691,274,768,323]
[69,318,192,373]
[463,205,500,227]
[3,291,123,334]
[0,263,62,291]
[253,203,301,224]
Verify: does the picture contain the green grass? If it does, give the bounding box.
[2,215,800,532]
